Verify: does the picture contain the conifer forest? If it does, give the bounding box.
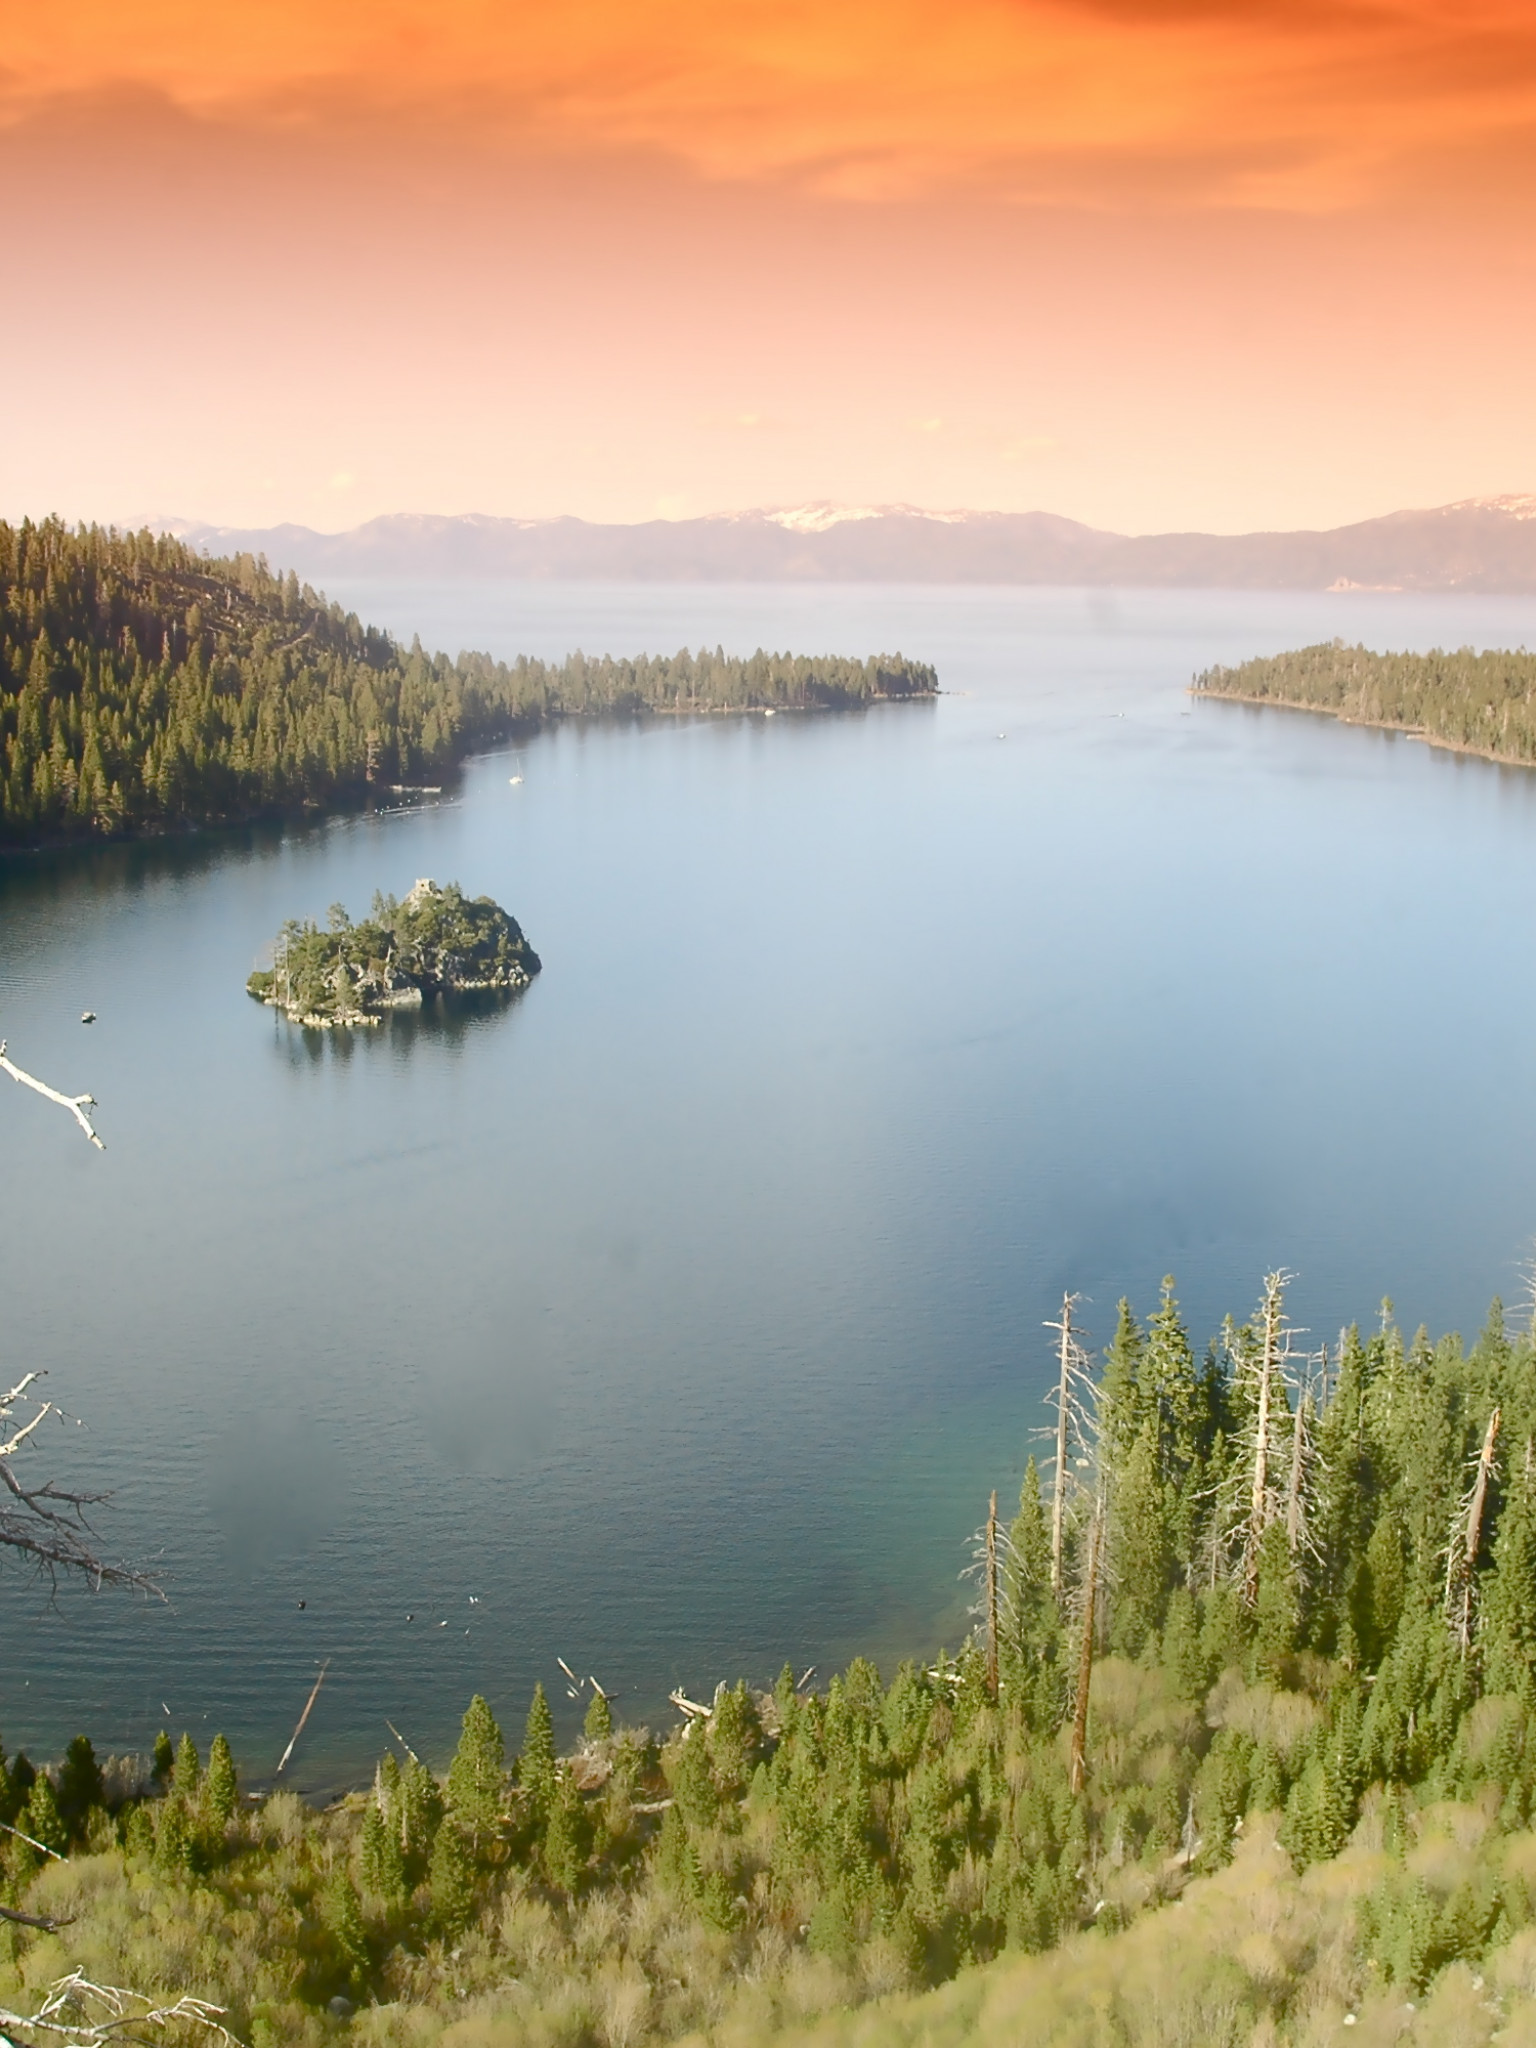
[9,1275,1536,2044]
[0,520,936,845]
[1194,639,1536,764]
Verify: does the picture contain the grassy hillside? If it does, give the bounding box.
[0,518,936,845]
[748,1813,1536,2048]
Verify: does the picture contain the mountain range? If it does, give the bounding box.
[166,496,1536,591]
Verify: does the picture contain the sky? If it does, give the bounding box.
[2,0,1535,535]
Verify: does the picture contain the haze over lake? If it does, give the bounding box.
[5,582,1536,1791]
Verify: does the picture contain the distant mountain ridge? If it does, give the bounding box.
[165,496,1536,591]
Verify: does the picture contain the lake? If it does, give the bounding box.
[5,581,1536,1792]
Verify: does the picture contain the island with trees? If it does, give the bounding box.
[1193,639,1536,765]
[8,1272,1536,2044]
[246,879,541,1027]
[0,518,938,847]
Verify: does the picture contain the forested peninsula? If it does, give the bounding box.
[1194,640,1536,765]
[0,519,937,846]
[9,1276,1536,2046]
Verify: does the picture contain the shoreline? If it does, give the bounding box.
[1190,686,1536,770]
[0,694,937,858]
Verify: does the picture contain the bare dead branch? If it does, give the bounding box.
[0,1972,238,2046]
[0,1401,55,1461]
[0,1819,67,1862]
[0,1043,105,1150]
[0,1901,73,1931]
[0,1377,161,1596]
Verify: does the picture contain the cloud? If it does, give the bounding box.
[4,0,1535,211]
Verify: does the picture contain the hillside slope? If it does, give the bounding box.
[0,519,934,844]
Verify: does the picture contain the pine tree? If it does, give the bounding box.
[203,1734,237,1830]
[360,1799,407,1909]
[1159,1585,1208,1700]
[1100,1299,1144,1464]
[151,1730,174,1785]
[519,1682,557,1823]
[1110,1419,1171,1657]
[1143,1277,1205,1477]
[583,1687,613,1742]
[669,1725,720,1827]
[446,1694,505,1858]
[1002,1456,1058,1696]
[321,1868,371,1990]
[1251,1520,1301,1682]
[121,1802,155,1862]
[1357,1513,1407,1666]
[428,1819,475,1938]
[174,1732,201,1796]
[542,1769,588,1894]
[1481,1470,1536,1694]
[708,1682,758,1802]
[399,1758,444,1879]
[56,1735,103,1836]
[153,1795,196,1877]
[22,1774,68,1857]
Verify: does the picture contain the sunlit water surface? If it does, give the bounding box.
[5,583,1536,1789]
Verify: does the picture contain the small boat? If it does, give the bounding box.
[80,1010,96,1024]
[509,774,523,786]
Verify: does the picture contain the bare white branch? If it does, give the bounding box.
[0,1971,239,2045]
[0,1041,105,1149]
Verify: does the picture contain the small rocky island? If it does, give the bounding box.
[247,878,541,1027]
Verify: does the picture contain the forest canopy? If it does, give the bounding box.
[0,519,937,846]
[8,1275,1536,2045]
[1193,638,1536,763]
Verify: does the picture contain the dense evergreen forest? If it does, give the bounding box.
[1194,639,1536,763]
[0,520,937,846]
[9,1274,1536,2045]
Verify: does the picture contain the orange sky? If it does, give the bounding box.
[3,0,1535,531]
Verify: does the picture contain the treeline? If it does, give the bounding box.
[1194,638,1536,762]
[8,1275,1536,2043]
[0,519,937,845]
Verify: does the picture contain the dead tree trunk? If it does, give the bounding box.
[1242,1272,1286,1606]
[1446,1407,1501,1652]
[1049,1294,1075,1594]
[985,1488,999,1701]
[1069,1493,1103,1795]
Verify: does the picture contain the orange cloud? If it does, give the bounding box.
[3,0,1535,208]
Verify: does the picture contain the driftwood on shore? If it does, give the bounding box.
[0,1041,104,1148]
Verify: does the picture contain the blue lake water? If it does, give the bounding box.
[5,582,1536,1791]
